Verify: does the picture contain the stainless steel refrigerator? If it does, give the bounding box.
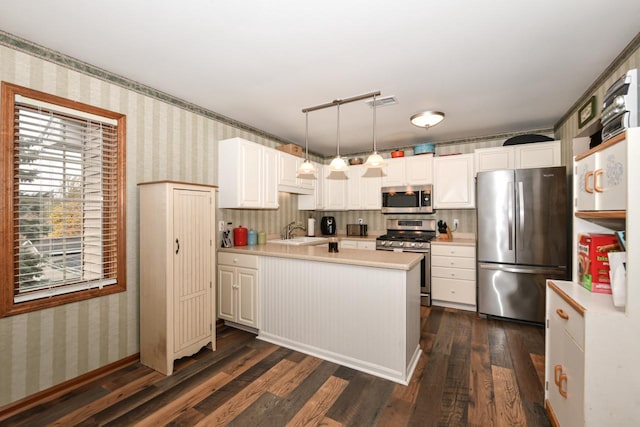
[477,166,568,323]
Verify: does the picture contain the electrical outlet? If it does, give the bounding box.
[453,218,459,230]
[218,220,225,232]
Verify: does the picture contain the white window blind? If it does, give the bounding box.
[13,98,119,302]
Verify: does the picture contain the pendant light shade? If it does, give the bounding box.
[297,111,317,175]
[364,94,388,168]
[328,104,349,172]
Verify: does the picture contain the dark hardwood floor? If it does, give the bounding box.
[0,306,549,426]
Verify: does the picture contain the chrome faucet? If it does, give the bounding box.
[281,221,306,239]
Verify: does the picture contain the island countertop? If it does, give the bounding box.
[218,244,423,270]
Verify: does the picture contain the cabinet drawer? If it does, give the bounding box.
[432,266,476,281]
[431,255,476,270]
[340,240,358,249]
[218,252,259,269]
[432,278,475,305]
[548,286,585,349]
[358,241,376,250]
[431,244,475,258]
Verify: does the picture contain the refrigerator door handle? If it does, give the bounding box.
[478,263,567,275]
[517,181,524,250]
[507,181,514,251]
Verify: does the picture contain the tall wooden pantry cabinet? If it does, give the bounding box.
[138,181,216,375]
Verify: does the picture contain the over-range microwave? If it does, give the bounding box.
[381,185,433,214]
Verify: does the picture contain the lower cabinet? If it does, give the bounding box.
[340,239,376,250]
[430,243,476,311]
[546,285,585,427]
[218,252,259,329]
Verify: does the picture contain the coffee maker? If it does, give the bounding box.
[320,216,336,235]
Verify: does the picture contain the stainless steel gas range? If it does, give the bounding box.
[376,219,436,306]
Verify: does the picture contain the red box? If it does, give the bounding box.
[577,233,621,293]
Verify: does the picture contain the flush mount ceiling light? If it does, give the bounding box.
[328,104,349,172]
[297,111,317,175]
[364,93,388,169]
[410,110,445,129]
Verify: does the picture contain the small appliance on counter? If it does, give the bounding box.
[221,222,233,248]
[320,216,336,235]
[347,224,368,236]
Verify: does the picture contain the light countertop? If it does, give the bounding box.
[218,243,423,270]
[431,238,476,247]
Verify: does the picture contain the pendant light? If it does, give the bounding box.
[297,111,317,175]
[364,94,388,168]
[328,103,349,172]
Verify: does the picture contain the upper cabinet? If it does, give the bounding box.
[433,154,475,209]
[475,140,561,174]
[575,133,627,212]
[298,162,324,211]
[278,152,313,194]
[346,165,382,210]
[218,137,279,209]
[323,170,348,210]
[382,154,433,186]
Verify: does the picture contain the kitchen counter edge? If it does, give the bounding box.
[218,244,422,270]
[430,238,476,246]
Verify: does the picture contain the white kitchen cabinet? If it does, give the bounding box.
[545,284,585,427]
[515,140,561,169]
[218,252,259,329]
[346,165,382,210]
[433,153,475,209]
[298,162,324,210]
[575,136,627,212]
[218,137,279,209]
[340,239,376,250]
[139,181,216,375]
[431,243,476,311]
[474,140,561,173]
[381,154,433,187]
[278,152,313,194]
[323,170,348,210]
[474,145,515,172]
[404,154,434,184]
[544,128,639,426]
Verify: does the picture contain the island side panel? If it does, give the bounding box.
[258,256,420,383]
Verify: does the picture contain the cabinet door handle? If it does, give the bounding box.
[175,238,180,255]
[558,373,568,398]
[554,364,563,385]
[556,308,569,320]
[594,168,604,193]
[585,170,594,193]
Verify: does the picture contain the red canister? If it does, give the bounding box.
[233,225,248,246]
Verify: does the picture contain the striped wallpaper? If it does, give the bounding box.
[0,30,638,408]
[555,40,640,158]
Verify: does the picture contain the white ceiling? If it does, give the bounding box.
[1,1,639,157]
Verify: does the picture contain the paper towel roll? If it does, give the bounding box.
[307,218,315,236]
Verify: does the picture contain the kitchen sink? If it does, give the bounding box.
[266,236,329,246]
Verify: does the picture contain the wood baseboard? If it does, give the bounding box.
[0,353,139,420]
[545,399,560,427]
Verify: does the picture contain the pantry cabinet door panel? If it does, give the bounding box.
[596,139,626,210]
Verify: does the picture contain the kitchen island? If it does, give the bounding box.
[218,244,423,384]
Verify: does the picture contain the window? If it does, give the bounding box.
[1,82,126,316]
